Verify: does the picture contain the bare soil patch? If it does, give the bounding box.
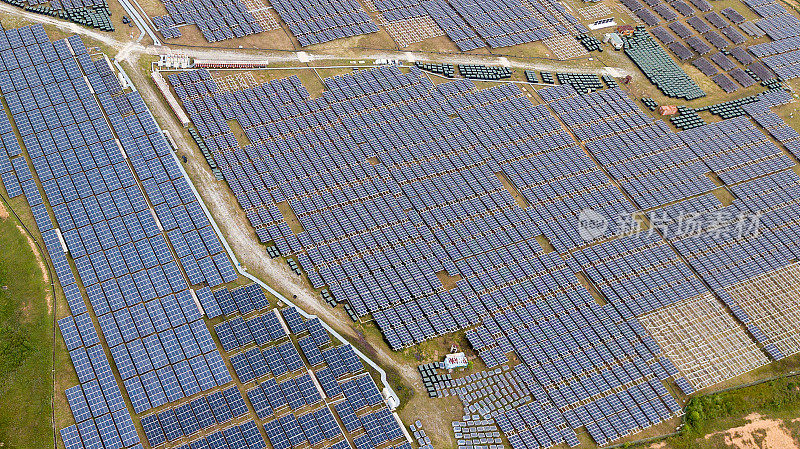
[276,201,304,234]
[495,171,529,208]
[704,413,799,449]
[435,270,462,291]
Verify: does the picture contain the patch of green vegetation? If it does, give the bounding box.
[664,375,800,449]
[0,201,54,449]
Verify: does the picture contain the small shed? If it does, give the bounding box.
[443,353,468,370]
[604,33,624,50]
[659,105,678,115]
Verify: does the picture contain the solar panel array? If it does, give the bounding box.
[58,313,141,449]
[372,0,584,51]
[150,294,406,449]
[164,52,800,447]
[742,0,800,79]
[152,0,266,42]
[139,385,255,446]
[270,0,380,46]
[616,0,795,90]
[0,25,247,449]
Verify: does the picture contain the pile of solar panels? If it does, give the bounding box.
[602,74,619,88]
[188,127,223,180]
[1,0,114,31]
[286,257,304,276]
[415,61,456,77]
[412,421,433,449]
[153,0,264,42]
[216,304,407,449]
[577,34,603,51]
[321,288,336,306]
[266,244,281,258]
[696,85,790,119]
[670,105,706,129]
[418,362,448,397]
[453,417,502,449]
[623,26,706,99]
[641,97,659,110]
[556,72,603,93]
[458,64,512,80]
[270,0,379,46]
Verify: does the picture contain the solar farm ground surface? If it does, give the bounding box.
[6,0,800,446]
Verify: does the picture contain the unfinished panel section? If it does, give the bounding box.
[639,293,769,390]
[726,263,800,358]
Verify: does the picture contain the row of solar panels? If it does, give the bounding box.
[141,385,249,446]
[0,26,247,449]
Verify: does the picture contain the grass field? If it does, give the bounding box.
[660,372,800,449]
[0,196,54,449]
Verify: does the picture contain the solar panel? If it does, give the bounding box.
[207,389,234,424]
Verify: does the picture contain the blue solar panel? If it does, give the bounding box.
[141,369,168,409]
[141,413,166,447]
[239,420,266,449]
[224,385,249,418]
[246,384,273,419]
[69,347,95,384]
[207,390,234,424]
[172,360,199,397]
[124,376,152,414]
[58,316,83,351]
[206,350,233,386]
[174,401,200,436]
[334,398,362,433]
[158,408,184,442]
[264,418,291,449]
[279,413,307,447]
[191,396,217,429]
[64,385,91,423]
[214,288,238,316]
[113,408,140,447]
[281,307,306,334]
[196,286,222,318]
[189,355,216,392]
[261,377,287,411]
[60,425,83,449]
